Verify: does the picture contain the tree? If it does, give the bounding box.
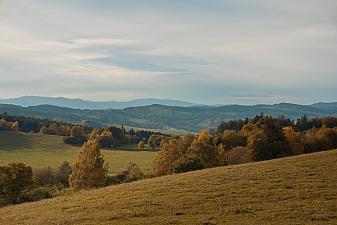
[0,163,33,205]
[56,161,72,187]
[70,126,85,138]
[123,163,144,182]
[315,126,337,150]
[34,167,56,187]
[148,135,164,149]
[153,135,195,176]
[283,126,304,155]
[222,130,247,150]
[187,131,225,168]
[242,116,290,161]
[138,140,145,149]
[69,140,108,190]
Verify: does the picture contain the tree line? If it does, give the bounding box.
[154,114,337,176]
[0,113,166,149]
[2,113,337,207]
[217,114,337,133]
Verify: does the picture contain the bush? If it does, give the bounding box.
[225,147,253,165]
[173,159,204,173]
[138,140,145,149]
[20,186,54,202]
[34,167,56,187]
[63,136,87,146]
[0,163,33,205]
[148,135,164,150]
[108,163,144,185]
[56,161,72,188]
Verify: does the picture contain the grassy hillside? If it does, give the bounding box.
[1,149,336,225]
[0,131,156,174]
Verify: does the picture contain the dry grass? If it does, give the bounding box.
[1,149,337,224]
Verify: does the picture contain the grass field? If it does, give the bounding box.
[0,131,156,174]
[1,149,336,225]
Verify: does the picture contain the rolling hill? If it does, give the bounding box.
[1,102,337,131]
[1,149,336,225]
[0,96,201,109]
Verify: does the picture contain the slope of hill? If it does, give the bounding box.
[0,131,156,174]
[1,103,337,131]
[1,149,336,225]
[0,96,201,109]
[311,102,337,112]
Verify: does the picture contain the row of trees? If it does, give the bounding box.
[0,119,19,131]
[217,115,337,133]
[154,115,337,176]
[0,113,166,149]
[0,113,76,133]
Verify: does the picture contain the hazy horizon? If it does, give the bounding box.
[1,95,336,106]
[1,0,337,104]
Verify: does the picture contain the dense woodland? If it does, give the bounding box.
[1,113,337,206]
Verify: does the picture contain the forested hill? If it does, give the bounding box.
[0,103,336,131]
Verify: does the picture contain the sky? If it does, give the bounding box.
[0,0,336,105]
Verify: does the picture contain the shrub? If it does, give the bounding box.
[225,147,253,165]
[148,135,164,149]
[56,161,72,188]
[63,136,87,146]
[108,163,144,185]
[173,159,204,173]
[0,163,33,205]
[34,167,56,187]
[138,140,145,149]
[20,186,54,202]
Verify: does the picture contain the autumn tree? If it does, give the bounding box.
[153,135,195,176]
[138,140,145,149]
[222,130,247,150]
[0,163,33,205]
[56,161,72,187]
[69,140,108,190]
[314,126,337,150]
[148,134,164,149]
[283,126,304,155]
[187,131,225,168]
[242,116,290,161]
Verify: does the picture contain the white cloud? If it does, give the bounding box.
[0,0,336,104]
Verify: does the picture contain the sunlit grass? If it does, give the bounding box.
[0,131,156,174]
[1,148,336,224]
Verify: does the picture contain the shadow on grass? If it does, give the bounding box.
[0,131,34,151]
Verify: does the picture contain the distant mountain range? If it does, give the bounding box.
[0,96,202,109]
[0,101,336,131]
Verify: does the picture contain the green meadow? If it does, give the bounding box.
[0,131,156,174]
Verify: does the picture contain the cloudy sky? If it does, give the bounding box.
[0,0,336,104]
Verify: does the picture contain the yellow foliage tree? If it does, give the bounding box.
[283,126,304,155]
[69,140,108,190]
